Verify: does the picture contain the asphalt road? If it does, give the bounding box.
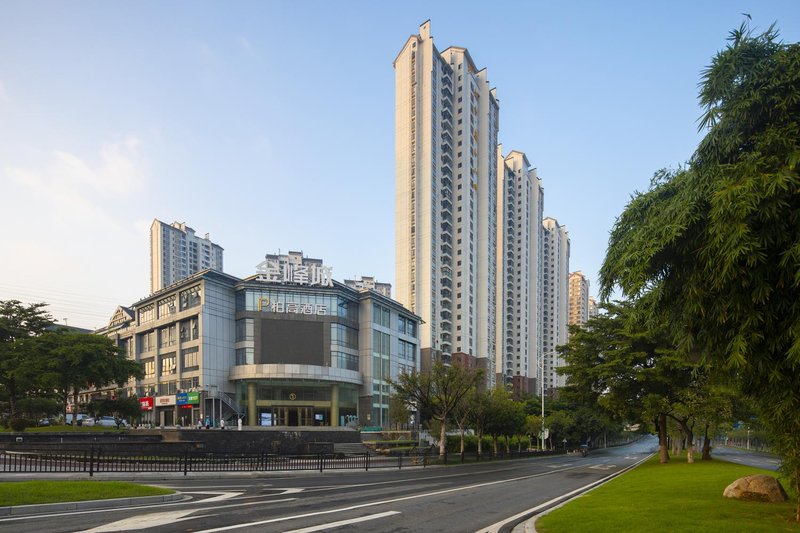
[0,437,658,533]
[712,445,781,471]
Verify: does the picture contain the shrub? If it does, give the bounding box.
[9,418,29,432]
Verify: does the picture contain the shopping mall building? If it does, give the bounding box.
[97,257,421,428]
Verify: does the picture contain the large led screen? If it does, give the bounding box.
[260,319,324,365]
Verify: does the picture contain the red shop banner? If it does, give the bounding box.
[139,397,154,411]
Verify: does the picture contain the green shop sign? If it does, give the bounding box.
[176,392,200,405]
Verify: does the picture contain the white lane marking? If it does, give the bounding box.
[80,510,199,532]
[183,491,242,502]
[283,511,401,533]
[588,465,616,471]
[476,453,654,533]
[192,464,588,533]
[0,498,298,523]
[160,484,262,489]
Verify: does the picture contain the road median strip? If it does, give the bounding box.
[0,491,184,517]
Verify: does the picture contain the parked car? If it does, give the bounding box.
[37,418,50,426]
[96,416,129,427]
[65,414,93,426]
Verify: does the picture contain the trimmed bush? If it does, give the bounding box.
[9,418,29,432]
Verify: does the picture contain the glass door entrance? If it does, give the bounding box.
[272,406,313,426]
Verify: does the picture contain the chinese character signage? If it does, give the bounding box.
[257,297,328,315]
[157,395,176,406]
[139,397,154,411]
[255,258,333,287]
[177,392,200,405]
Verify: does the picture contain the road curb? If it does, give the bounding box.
[0,491,184,517]
[512,452,656,533]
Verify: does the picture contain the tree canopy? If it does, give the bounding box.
[559,302,696,462]
[0,300,53,416]
[599,24,800,518]
[0,299,143,427]
[389,361,482,457]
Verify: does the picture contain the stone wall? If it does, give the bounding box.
[0,427,361,455]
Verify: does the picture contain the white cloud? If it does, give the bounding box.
[9,136,144,194]
[0,138,150,327]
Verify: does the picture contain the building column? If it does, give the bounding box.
[247,382,257,427]
[330,384,339,427]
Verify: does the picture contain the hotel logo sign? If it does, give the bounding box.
[255,258,333,287]
[257,297,328,316]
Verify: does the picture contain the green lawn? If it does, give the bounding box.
[0,481,173,507]
[537,455,799,532]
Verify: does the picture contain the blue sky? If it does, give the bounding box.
[1,1,798,328]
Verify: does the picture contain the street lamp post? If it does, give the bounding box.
[538,357,545,451]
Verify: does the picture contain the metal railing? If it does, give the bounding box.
[0,450,429,476]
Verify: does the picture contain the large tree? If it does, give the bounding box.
[559,302,695,463]
[484,387,526,454]
[0,300,53,416]
[600,24,800,519]
[389,361,482,457]
[37,330,143,425]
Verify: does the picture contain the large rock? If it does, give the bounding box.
[723,474,788,503]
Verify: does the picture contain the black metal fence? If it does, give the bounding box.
[435,448,564,464]
[0,450,429,476]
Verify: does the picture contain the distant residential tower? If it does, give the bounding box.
[542,217,570,391]
[150,219,224,293]
[568,271,590,328]
[495,148,545,395]
[344,276,392,297]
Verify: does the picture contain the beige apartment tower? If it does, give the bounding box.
[568,271,590,328]
[542,217,570,391]
[394,21,500,387]
[588,296,598,318]
[495,148,545,395]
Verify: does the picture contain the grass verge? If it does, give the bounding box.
[0,481,173,507]
[536,455,798,532]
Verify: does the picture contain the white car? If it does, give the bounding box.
[66,414,94,426]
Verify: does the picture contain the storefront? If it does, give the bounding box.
[176,391,201,426]
[138,396,154,425]
[155,394,175,426]
[236,380,360,427]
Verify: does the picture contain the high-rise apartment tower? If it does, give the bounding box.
[343,276,392,297]
[495,148,545,395]
[150,219,224,293]
[395,21,500,387]
[568,271,590,328]
[588,296,598,318]
[542,217,570,391]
